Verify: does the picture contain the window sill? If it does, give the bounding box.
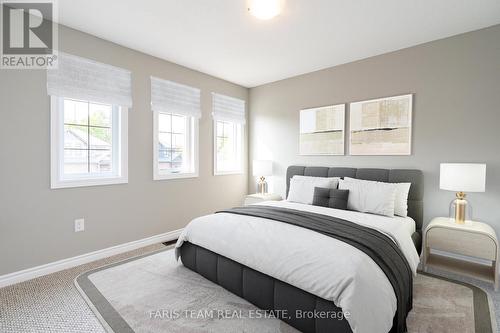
[51,176,128,189]
[154,172,199,181]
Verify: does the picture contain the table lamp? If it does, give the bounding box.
[440,163,486,224]
[253,160,273,194]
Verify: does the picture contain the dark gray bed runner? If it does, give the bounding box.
[217,206,413,333]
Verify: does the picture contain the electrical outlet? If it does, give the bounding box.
[74,218,85,232]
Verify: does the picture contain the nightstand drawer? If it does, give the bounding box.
[427,227,497,260]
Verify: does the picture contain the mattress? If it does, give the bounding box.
[175,201,419,333]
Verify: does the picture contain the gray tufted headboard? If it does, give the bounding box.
[286,165,424,253]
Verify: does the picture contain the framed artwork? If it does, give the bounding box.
[349,94,412,155]
[299,104,345,155]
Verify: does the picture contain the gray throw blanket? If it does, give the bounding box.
[217,205,412,333]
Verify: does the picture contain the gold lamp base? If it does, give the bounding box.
[257,176,268,195]
[453,192,467,224]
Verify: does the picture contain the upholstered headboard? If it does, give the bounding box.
[286,165,424,253]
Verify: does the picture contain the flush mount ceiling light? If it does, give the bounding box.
[247,0,285,20]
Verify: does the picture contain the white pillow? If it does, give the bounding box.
[338,178,397,217]
[292,175,340,185]
[342,177,411,217]
[287,176,339,205]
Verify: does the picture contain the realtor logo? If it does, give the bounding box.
[1,0,58,68]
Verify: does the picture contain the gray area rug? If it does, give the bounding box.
[75,248,494,333]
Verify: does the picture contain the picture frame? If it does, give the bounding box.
[349,94,412,155]
[299,104,345,155]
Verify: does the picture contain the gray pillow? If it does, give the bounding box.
[312,187,349,210]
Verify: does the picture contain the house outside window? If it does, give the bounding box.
[151,77,200,180]
[51,97,128,188]
[48,53,131,189]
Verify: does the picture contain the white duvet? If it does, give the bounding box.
[175,201,420,333]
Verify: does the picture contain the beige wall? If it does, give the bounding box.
[0,25,248,275]
[249,25,500,234]
[2,21,500,276]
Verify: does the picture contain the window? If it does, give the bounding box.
[47,52,132,189]
[153,112,198,179]
[212,93,245,175]
[50,97,128,188]
[151,77,200,180]
[215,120,243,174]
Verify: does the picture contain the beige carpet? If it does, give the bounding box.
[0,243,165,333]
[76,247,494,333]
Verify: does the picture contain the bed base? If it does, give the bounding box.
[180,241,354,333]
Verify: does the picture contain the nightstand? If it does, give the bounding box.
[244,193,282,206]
[423,217,499,290]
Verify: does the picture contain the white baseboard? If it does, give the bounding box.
[0,229,183,289]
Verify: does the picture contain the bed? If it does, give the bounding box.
[175,166,423,333]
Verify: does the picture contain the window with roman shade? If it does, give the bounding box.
[48,52,131,189]
[212,93,245,175]
[151,77,200,180]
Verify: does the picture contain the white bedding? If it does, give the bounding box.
[175,201,420,333]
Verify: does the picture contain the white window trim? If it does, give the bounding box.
[153,111,199,181]
[50,96,128,189]
[213,119,244,176]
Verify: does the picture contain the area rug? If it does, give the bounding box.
[75,247,494,333]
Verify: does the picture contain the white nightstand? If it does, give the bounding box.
[244,193,282,206]
[423,217,499,290]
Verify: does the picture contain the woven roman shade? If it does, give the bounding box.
[212,93,246,124]
[47,52,132,107]
[150,77,201,118]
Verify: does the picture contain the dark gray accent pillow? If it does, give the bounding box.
[312,187,349,210]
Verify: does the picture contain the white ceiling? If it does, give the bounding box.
[58,0,500,88]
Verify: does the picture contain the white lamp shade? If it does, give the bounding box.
[253,160,273,177]
[440,163,486,192]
